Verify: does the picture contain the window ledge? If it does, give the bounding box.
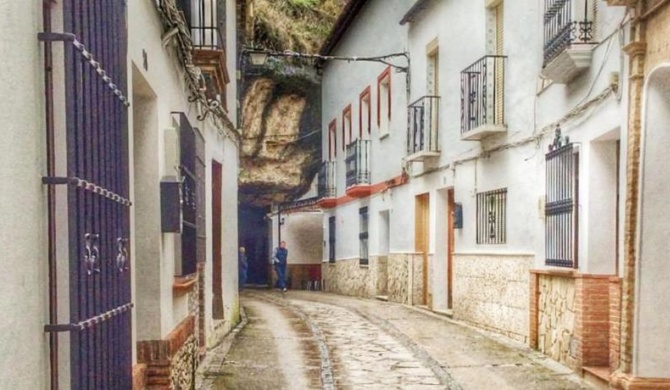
[173,273,198,296]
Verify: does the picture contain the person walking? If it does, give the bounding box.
[272,241,288,292]
[238,247,248,290]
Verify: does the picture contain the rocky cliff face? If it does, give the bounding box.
[239,65,321,206]
[238,0,347,207]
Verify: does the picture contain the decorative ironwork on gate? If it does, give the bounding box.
[41,1,132,388]
[545,126,579,268]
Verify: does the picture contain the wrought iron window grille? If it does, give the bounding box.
[545,126,579,268]
[359,207,369,266]
[328,216,336,263]
[476,188,507,245]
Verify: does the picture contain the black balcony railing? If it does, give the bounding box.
[318,161,337,199]
[460,55,506,135]
[407,96,440,156]
[161,0,224,50]
[543,0,594,65]
[190,0,224,50]
[345,140,371,188]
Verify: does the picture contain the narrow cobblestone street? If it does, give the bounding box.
[198,290,592,390]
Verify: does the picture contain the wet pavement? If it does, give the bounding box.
[197,290,592,390]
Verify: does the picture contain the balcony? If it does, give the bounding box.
[461,55,507,141]
[407,96,440,161]
[317,161,337,208]
[345,140,371,198]
[180,0,230,103]
[541,0,596,83]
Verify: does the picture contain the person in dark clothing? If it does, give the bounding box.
[272,241,288,292]
[238,247,248,290]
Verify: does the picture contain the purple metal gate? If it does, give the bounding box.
[41,1,132,389]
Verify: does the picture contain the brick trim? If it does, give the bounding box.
[137,316,196,388]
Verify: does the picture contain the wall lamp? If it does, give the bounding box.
[242,46,410,74]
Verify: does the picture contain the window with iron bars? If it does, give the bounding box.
[545,139,579,268]
[178,114,206,275]
[359,207,369,265]
[476,188,507,244]
[328,216,336,263]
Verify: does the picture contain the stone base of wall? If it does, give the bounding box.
[322,257,377,298]
[530,270,614,373]
[387,253,423,305]
[454,254,531,343]
[321,254,425,303]
[536,274,577,368]
[137,316,197,389]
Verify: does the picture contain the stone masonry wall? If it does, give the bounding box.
[170,336,197,390]
[537,274,577,368]
[387,254,409,304]
[453,254,531,343]
[322,257,379,298]
[322,254,423,304]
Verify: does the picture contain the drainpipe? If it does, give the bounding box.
[42,1,59,389]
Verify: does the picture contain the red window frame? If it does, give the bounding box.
[377,66,392,127]
[359,86,371,138]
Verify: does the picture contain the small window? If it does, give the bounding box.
[328,216,336,263]
[476,188,507,244]
[359,207,369,265]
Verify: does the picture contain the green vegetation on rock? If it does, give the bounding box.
[253,0,349,53]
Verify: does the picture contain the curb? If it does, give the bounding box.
[196,306,249,390]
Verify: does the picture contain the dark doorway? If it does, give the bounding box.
[239,205,270,284]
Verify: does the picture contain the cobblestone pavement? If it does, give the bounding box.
[198,290,592,390]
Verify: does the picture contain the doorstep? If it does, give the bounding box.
[582,366,609,390]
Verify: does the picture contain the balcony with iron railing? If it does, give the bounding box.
[345,139,371,198]
[461,55,507,140]
[407,96,440,161]
[541,0,596,83]
[171,0,230,103]
[317,161,337,208]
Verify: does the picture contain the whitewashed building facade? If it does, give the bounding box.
[0,0,242,388]
[318,0,629,380]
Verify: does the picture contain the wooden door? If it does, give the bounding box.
[415,194,430,306]
[447,189,455,309]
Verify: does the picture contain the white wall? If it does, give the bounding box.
[321,0,409,195]
[129,0,239,341]
[0,1,48,388]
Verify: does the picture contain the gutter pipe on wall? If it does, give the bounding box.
[42,1,59,389]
